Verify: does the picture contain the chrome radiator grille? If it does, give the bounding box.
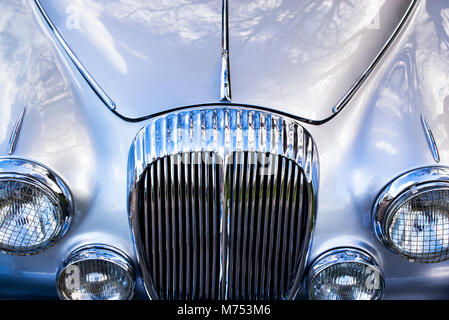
[138,152,222,300]
[128,106,318,300]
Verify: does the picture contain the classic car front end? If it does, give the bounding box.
[1,0,449,300]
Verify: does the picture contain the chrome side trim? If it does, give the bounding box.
[373,166,449,256]
[421,115,440,163]
[33,0,116,111]
[332,0,418,114]
[0,158,73,255]
[220,0,231,102]
[7,106,26,155]
[57,245,136,300]
[127,106,319,300]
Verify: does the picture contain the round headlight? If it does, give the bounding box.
[308,248,385,300]
[374,167,449,263]
[0,158,72,255]
[57,246,135,300]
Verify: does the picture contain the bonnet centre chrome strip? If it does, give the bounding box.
[220,0,232,102]
[33,0,116,111]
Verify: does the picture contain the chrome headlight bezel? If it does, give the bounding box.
[0,158,73,255]
[373,166,449,263]
[307,248,385,300]
[57,245,136,300]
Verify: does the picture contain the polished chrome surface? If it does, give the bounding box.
[2,0,449,300]
[373,166,449,263]
[34,0,116,111]
[220,0,231,102]
[421,115,440,163]
[0,158,73,255]
[307,248,385,300]
[57,245,135,300]
[7,107,26,156]
[128,106,319,299]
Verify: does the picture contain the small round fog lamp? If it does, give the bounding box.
[57,246,135,300]
[308,248,385,300]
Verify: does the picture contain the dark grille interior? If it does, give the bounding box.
[137,151,308,300]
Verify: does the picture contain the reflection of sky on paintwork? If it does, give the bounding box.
[0,0,96,199]
[57,0,221,74]
[107,0,221,42]
[416,1,449,160]
[59,0,128,74]
[0,4,24,143]
[231,0,385,63]
[228,0,409,120]
[40,0,222,118]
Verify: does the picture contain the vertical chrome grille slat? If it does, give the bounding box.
[249,152,261,299]
[197,152,205,299]
[190,152,198,299]
[142,172,150,279]
[130,107,318,301]
[277,161,292,296]
[221,154,230,300]
[234,151,246,299]
[265,154,278,299]
[176,153,184,299]
[227,152,237,299]
[287,164,298,291]
[183,152,191,299]
[253,153,265,299]
[294,175,305,274]
[241,152,252,299]
[259,154,273,299]
[204,152,211,299]
[156,159,165,298]
[211,153,219,299]
[163,156,172,299]
[169,155,178,299]
[273,156,286,299]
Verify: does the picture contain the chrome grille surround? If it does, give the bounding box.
[128,106,319,300]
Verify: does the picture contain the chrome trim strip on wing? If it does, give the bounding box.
[421,115,440,163]
[220,0,232,102]
[7,106,26,155]
[33,0,116,111]
[332,0,419,114]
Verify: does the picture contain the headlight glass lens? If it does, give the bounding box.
[57,247,135,300]
[308,249,384,300]
[0,179,64,253]
[387,188,449,263]
[374,167,449,263]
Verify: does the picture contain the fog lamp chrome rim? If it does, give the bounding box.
[57,245,136,300]
[373,166,449,262]
[308,248,385,300]
[0,158,73,255]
